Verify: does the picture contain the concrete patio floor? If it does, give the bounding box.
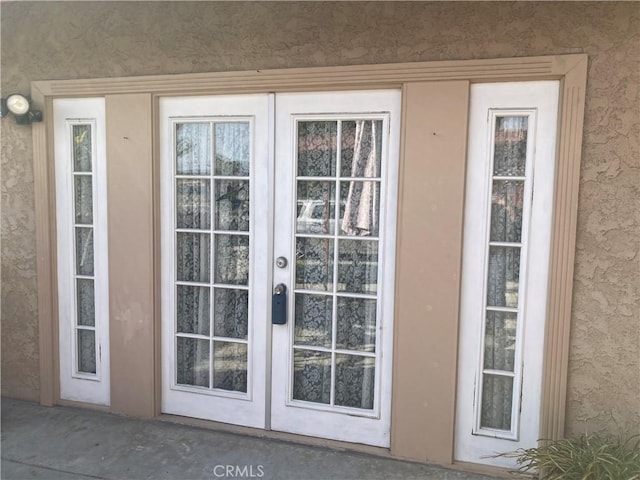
[1,398,503,480]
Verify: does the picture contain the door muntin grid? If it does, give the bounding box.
[287,116,389,417]
[69,121,100,379]
[473,111,536,439]
[171,118,253,399]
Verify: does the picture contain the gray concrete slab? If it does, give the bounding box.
[1,398,500,480]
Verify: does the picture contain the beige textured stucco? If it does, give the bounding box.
[1,2,638,437]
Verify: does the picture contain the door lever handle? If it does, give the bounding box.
[272,284,287,325]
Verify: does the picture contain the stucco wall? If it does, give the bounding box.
[2,1,638,437]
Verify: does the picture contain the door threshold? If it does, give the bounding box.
[159,412,389,457]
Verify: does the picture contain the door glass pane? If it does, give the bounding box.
[176,285,210,336]
[334,354,375,410]
[176,123,211,175]
[76,278,95,327]
[77,329,96,374]
[294,294,332,348]
[75,227,94,276]
[486,246,520,308]
[213,288,248,339]
[297,121,337,177]
[177,337,210,387]
[339,181,380,237]
[484,311,517,371]
[336,297,376,352]
[176,232,210,283]
[340,120,382,178]
[337,239,378,294]
[74,175,93,225]
[213,341,247,392]
[214,234,249,285]
[296,181,335,235]
[490,180,524,242]
[480,374,514,430]
[172,117,252,397]
[177,179,211,230]
[214,123,250,176]
[214,180,249,231]
[493,116,528,176]
[296,238,334,291]
[291,116,387,412]
[73,124,92,172]
[292,349,331,404]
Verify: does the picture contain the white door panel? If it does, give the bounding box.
[270,91,401,446]
[160,95,271,428]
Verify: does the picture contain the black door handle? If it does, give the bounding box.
[272,283,287,325]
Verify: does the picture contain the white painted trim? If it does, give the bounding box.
[54,98,110,406]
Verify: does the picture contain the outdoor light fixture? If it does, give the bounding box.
[0,93,43,124]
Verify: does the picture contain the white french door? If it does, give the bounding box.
[160,90,400,446]
[270,91,400,446]
[160,95,271,428]
[455,82,560,467]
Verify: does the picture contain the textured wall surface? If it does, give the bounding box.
[1,2,638,436]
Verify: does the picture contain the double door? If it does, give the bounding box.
[159,90,401,447]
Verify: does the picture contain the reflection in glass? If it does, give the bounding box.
[296,181,335,234]
[336,297,376,352]
[481,374,513,430]
[177,285,210,336]
[484,311,517,371]
[340,120,382,178]
[297,121,337,177]
[75,227,94,276]
[213,288,248,339]
[213,341,247,392]
[177,179,211,230]
[490,180,524,243]
[486,246,520,308]
[77,329,96,374]
[295,238,334,291]
[335,354,375,409]
[76,278,95,327]
[176,123,211,175]
[214,234,249,285]
[177,337,210,387]
[493,116,528,177]
[214,180,249,231]
[73,125,92,172]
[293,349,331,404]
[215,123,250,176]
[74,175,93,225]
[337,239,378,294]
[177,232,210,283]
[294,294,332,348]
[340,181,380,237]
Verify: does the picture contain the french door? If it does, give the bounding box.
[160,90,401,446]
